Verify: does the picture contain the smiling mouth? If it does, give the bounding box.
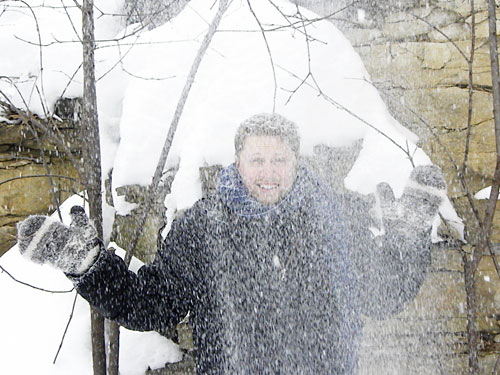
[258,184,279,190]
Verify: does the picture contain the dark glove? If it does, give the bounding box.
[16,206,100,275]
[374,165,447,236]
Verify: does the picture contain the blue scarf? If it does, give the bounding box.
[217,163,326,218]
[217,163,348,254]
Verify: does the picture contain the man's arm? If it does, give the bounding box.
[343,165,445,318]
[346,209,432,318]
[73,215,199,332]
[16,206,199,333]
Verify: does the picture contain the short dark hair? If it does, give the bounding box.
[234,113,300,156]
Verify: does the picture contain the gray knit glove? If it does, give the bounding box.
[16,206,100,275]
[374,165,447,237]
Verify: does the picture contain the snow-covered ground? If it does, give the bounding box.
[0,0,463,374]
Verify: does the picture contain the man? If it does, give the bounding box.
[16,113,446,374]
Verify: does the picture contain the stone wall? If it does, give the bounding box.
[0,101,82,256]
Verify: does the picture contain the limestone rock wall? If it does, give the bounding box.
[0,102,82,256]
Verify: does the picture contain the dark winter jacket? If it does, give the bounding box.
[74,164,431,375]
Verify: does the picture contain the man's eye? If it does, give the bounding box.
[273,158,286,164]
[251,158,264,164]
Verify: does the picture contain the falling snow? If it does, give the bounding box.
[0,0,466,374]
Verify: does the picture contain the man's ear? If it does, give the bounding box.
[235,155,240,170]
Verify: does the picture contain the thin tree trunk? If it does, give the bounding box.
[485,0,500,239]
[466,1,500,374]
[90,311,106,375]
[82,0,107,374]
[464,256,479,374]
[107,319,120,375]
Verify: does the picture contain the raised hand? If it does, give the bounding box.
[16,206,100,275]
[374,165,447,237]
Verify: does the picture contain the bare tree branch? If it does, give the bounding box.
[17,0,48,117]
[59,62,83,98]
[279,65,416,167]
[247,0,277,112]
[71,0,82,11]
[0,174,81,187]
[283,4,322,105]
[109,36,176,81]
[266,0,327,44]
[0,264,74,293]
[463,0,500,371]
[493,353,500,375]
[53,292,79,364]
[60,0,83,43]
[408,11,469,63]
[460,1,476,181]
[124,0,233,266]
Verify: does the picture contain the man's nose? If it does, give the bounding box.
[259,161,277,178]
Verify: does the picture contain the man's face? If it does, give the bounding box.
[236,135,298,205]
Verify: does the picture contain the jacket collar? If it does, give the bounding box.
[217,163,315,219]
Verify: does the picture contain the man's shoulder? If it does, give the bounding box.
[178,193,227,224]
[161,194,228,254]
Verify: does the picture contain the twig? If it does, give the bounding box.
[247,0,277,112]
[488,245,500,279]
[493,353,500,375]
[460,1,476,180]
[0,264,74,293]
[60,0,82,43]
[283,4,323,105]
[53,292,79,364]
[56,189,89,201]
[124,0,233,266]
[461,0,500,300]
[71,0,82,11]
[111,33,176,81]
[265,0,327,43]
[0,174,80,187]
[408,11,469,63]
[59,62,82,99]
[278,65,416,167]
[16,1,48,117]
